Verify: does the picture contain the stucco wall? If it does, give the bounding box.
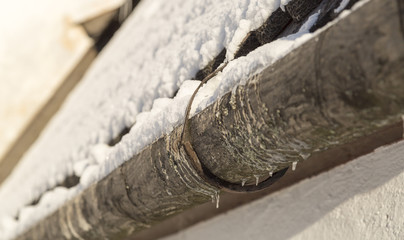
[163,140,404,240]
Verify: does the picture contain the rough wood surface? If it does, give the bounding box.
[16,0,404,239]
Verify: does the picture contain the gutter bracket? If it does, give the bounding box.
[180,62,288,193]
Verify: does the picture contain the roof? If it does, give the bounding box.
[1,0,404,238]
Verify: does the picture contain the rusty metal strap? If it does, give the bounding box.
[180,63,288,193]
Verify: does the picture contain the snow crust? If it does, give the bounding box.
[334,0,350,13]
[0,0,357,238]
[280,0,293,11]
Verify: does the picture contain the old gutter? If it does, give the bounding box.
[16,0,404,239]
[134,121,403,240]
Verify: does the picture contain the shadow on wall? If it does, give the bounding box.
[163,140,404,240]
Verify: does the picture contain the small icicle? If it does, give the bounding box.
[292,161,298,171]
[269,171,273,177]
[299,152,311,160]
[215,191,220,209]
[254,175,259,186]
[241,179,247,187]
[211,195,215,203]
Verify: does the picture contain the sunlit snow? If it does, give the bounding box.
[0,0,358,238]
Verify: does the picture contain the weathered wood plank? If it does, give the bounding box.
[16,0,404,239]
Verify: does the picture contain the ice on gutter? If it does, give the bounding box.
[0,0,364,238]
[0,0,281,237]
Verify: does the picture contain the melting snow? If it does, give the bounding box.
[0,0,357,238]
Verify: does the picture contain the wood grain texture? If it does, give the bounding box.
[16,0,404,239]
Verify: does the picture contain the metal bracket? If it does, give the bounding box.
[180,62,288,193]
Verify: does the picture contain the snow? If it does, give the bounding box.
[0,0,359,238]
[334,0,350,13]
[280,0,293,11]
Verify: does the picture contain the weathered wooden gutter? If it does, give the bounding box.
[16,0,404,239]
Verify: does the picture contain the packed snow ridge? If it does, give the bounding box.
[0,0,359,238]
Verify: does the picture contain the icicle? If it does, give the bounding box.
[211,195,214,203]
[215,191,220,209]
[292,161,298,171]
[299,152,311,160]
[254,175,259,186]
[269,171,273,177]
[402,115,404,138]
[241,179,246,187]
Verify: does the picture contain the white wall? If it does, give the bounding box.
[163,140,404,240]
